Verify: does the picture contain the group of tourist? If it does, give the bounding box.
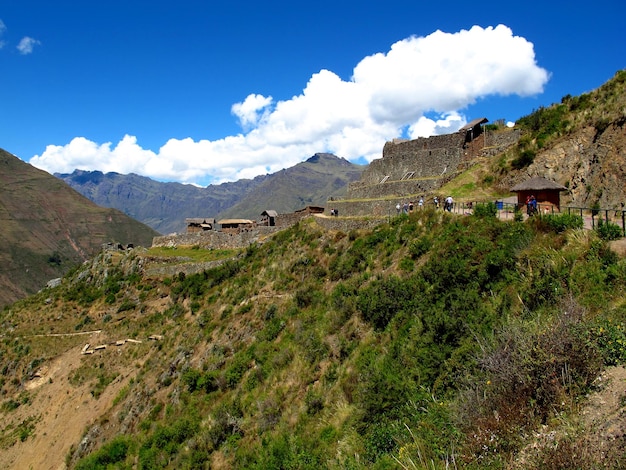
[396,195,455,214]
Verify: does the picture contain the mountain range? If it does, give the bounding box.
[56,153,364,234]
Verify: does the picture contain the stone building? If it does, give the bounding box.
[185,218,216,233]
[331,120,521,217]
[260,210,278,227]
[218,219,256,234]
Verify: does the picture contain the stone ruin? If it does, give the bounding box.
[330,121,520,217]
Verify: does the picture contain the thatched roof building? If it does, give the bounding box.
[510,176,568,210]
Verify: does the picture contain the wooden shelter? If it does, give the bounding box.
[510,176,568,211]
[460,117,488,143]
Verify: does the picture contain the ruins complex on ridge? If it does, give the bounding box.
[330,118,520,216]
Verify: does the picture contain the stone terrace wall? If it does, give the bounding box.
[313,215,385,232]
[152,210,324,250]
[347,175,453,200]
[152,226,279,250]
[326,198,415,218]
[357,132,466,186]
[481,128,521,157]
[274,211,312,228]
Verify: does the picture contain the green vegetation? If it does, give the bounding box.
[596,219,624,240]
[146,245,239,263]
[1,208,623,468]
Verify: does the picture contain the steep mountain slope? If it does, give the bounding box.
[57,153,364,233]
[1,213,625,469]
[218,153,365,219]
[0,149,159,309]
[492,69,626,209]
[2,71,626,470]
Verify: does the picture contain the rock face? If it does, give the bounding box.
[500,118,626,209]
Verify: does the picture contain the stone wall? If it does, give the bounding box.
[327,198,400,218]
[152,226,279,250]
[357,133,465,186]
[312,215,386,232]
[152,210,321,250]
[347,175,454,200]
[481,128,521,157]
[345,128,520,203]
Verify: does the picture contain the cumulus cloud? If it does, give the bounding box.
[231,94,273,129]
[17,36,41,54]
[30,24,549,185]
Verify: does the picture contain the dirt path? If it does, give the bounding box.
[581,365,626,447]
[511,365,626,468]
[0,333,133,470]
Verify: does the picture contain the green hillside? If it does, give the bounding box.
[1,208,625,469]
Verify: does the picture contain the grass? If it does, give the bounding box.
[145,245,240,263]
[438,159,511,201]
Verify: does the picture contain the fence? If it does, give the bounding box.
[445,200,626,236]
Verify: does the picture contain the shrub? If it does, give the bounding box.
[305,390,324,415]
[586,319,626,365]
[207,403,243,450]
[257,316,285,342]
[75,435,131,470]
[225,353,251,388]
[533,213,584,233]
[456,302,602,462]
[511,148,536,169]
[117,299,136,313]
[357,276,415,331]
[596,219,623,240]
[364,421,398,462]
[181,368,201,392]
[473,201,498,218]
[408,236,432,259]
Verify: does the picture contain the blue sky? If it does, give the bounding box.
[1,0,624,186]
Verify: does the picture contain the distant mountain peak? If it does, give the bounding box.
[306,152,337,163]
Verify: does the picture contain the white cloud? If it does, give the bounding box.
[0,19,7,49]
[408,113,466,139]
[17,36,40,54]
[30,24,548,185]
[231,94,273,128]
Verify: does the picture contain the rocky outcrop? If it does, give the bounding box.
[499,118,626,209]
